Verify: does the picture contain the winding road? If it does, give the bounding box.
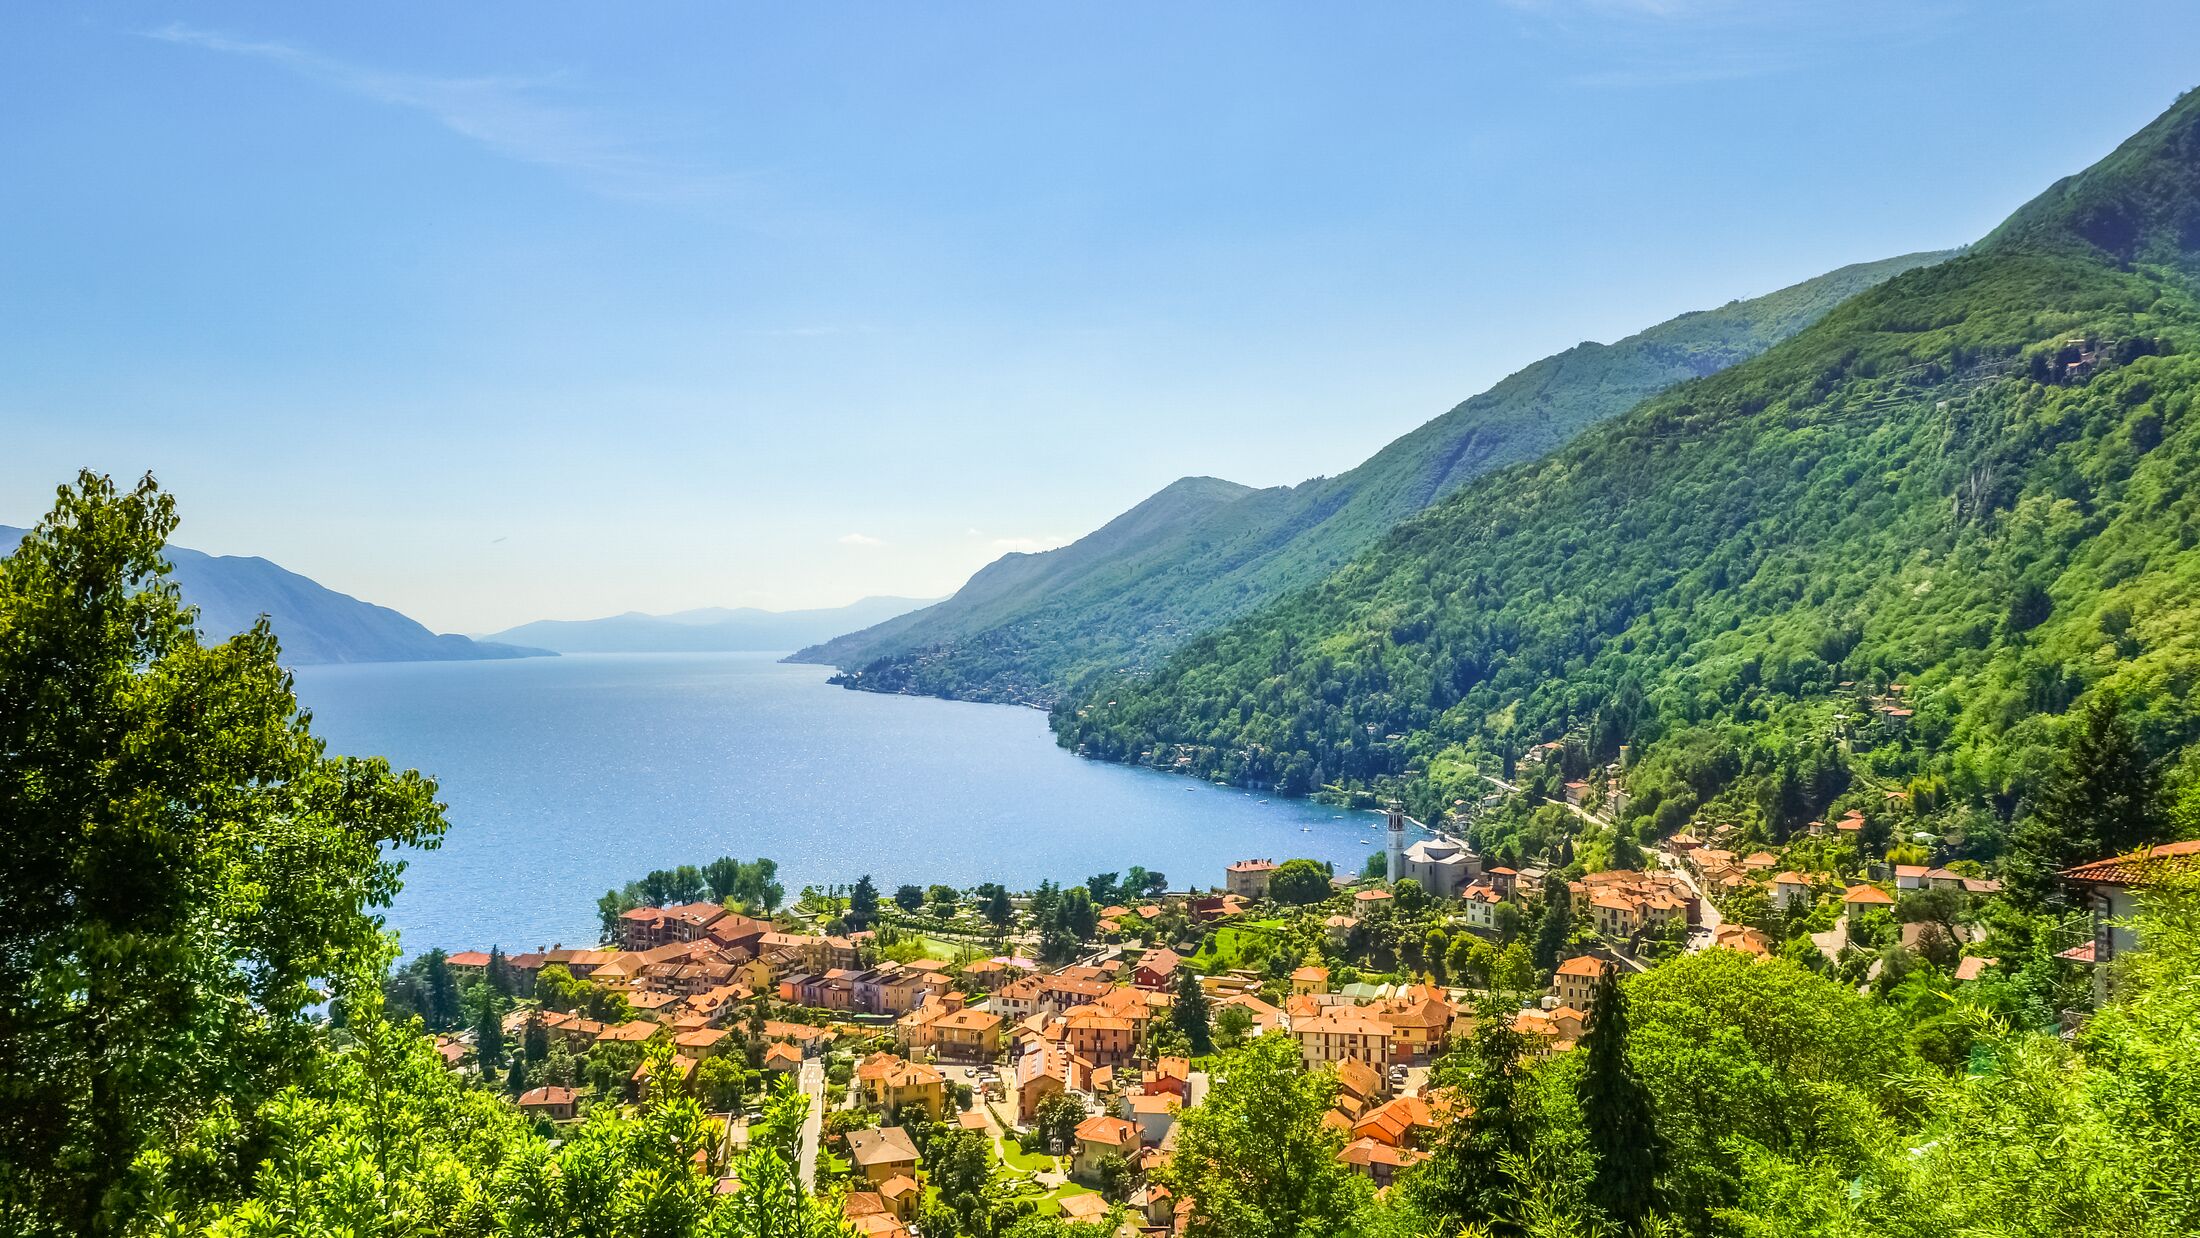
[796,1058,825,1190]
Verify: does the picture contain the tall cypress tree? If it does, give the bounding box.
[475,993,506,1070]
[2010,693,2161,901]
[1576,969,1661,1224]
[1533,882,1572,975]
[1172,966,1213,1056]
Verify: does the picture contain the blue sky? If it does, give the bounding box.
[5,2,2198,632]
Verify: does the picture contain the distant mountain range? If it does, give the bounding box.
[0,525,551,665]
[482,596,937,654]
[792,248,1955,705]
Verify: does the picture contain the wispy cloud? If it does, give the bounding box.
[967,529,1070,555]
[1495,0,1834,89]
[838,532,887,548]
[142,23,731,201]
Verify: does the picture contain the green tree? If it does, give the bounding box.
[894,883,925,913]
[1172,966,1214,1056]
[599,887,635,941]
[1533,883,1573,975]
[0,472,449,1237]
[1033,1093,1086,1154]
[1576,969,1662,1223]
[978,883,1015,935]
[1610,825,1645,872]
[1408,1006,1532,1230]
[475,989,507,1069]
[1268,859,1335,905]
[523,1009,550,1063]
[849,874,881,930]
[705,856,744,901]
[697,1054,755,1112]
[2010,694,2163,900]
[1164,1033,1371,1238]
[1392,876,1428,912]
[487,944,514,995]
[1214,1002,1256,1050]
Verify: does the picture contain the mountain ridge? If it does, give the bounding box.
[1052,89,2200,864]
[794,249,1955,705]
[0,524,551,665]
[481,595,938,654]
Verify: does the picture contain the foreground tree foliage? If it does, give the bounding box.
[7,470,2200,1238]
[1164,1032,1372,1238]
[0,474,847,1238]
[0,473,448,1236]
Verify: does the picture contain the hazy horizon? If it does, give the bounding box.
[7,2,2200,630]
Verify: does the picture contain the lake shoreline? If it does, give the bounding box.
[294,652,1383,956]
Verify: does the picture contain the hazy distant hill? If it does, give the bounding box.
[794,250,1954,705]
[483,595,937,653]
[0,525,551,665]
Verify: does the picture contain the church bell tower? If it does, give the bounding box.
[1385,802,1406,884]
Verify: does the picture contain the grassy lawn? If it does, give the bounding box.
[996,1139,1058,1174]
[1034,1183,1098,1216]
[1189,920,1290,972]
[917,935,982,962]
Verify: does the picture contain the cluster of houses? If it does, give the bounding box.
[1669,818,2003,956]
[444,813,2200,1238]
[835,961,1494,1236]
[453,902,892,1110]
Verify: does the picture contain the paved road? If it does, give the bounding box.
[1480,773,1607,828]
[796,1058,825,1190]
[1812,915,1848,959]
[1655,852,1723,950]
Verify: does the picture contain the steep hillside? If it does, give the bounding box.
[796,251,1951,705]
[791,475,1257,702]
[0,525,550,664]
[482,595,934,653]
[1056,90,2200,865]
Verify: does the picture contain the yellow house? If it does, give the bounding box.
[1294,1005,1392,1069]
[926,1007,1004,1063]
[857,1054,947,1121]
[846,1126,922,1187]
[1070,1115,1142,1184]
[1552,956,1609,1009]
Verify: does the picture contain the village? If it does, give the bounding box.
[410,758,2152,1238]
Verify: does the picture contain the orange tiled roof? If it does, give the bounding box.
[2060,840,2200,886]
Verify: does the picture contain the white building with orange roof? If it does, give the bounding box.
[1771,871,1814,912]
[1459,881,1505,930]
[1842,884,1895,918]
[1294,1004,1393,1069]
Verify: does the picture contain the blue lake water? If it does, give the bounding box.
[292,653,1382,956]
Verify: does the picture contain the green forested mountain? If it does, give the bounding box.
[792,251,1951,705]
[1057,89,2200,861]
